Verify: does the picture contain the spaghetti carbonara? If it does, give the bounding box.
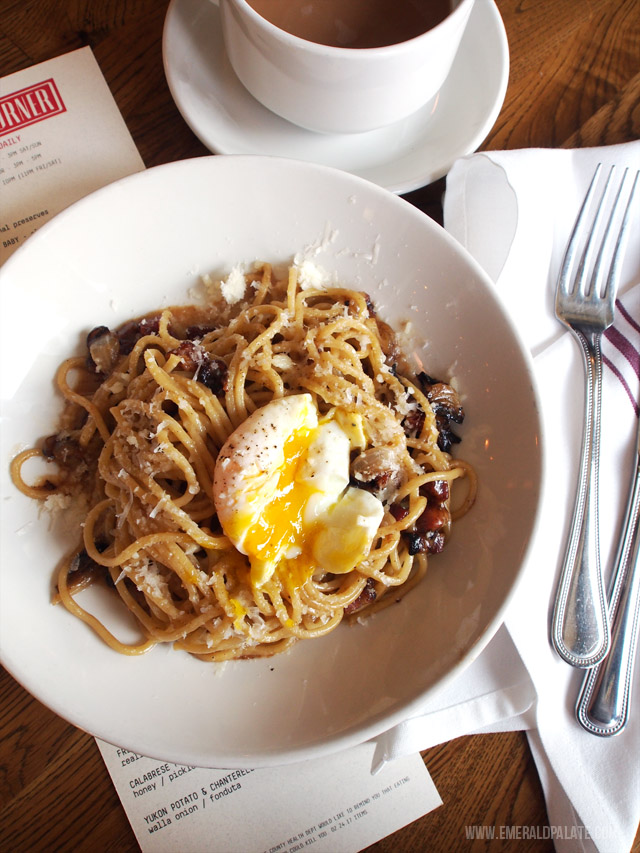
[11,262,476,661]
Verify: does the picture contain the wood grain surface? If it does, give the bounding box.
[1,0,639,850]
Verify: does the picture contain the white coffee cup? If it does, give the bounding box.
[210,0,476,135]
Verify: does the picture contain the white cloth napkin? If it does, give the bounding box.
[372,142,640,853]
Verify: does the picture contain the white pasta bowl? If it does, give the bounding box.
[0,156,543,768]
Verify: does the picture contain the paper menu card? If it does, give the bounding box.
[0,46,145,264]
[97,739,441,853]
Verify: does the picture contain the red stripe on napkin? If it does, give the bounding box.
[603,296,640,417]
[603,353,640,417]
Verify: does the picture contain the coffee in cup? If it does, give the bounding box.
[245,0,453,49]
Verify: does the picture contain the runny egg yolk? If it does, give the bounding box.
[212,394,384,590]
[242,425,317,582]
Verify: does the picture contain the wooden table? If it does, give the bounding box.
[1,0,639,850]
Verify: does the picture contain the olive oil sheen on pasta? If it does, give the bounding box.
[245,0,453,49]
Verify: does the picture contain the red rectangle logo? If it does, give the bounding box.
[0,79,66,137]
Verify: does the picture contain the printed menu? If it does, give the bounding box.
[0,46,144,264]
[97,739,441,853]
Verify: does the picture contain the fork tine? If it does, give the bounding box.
[557,162,603,300]
[599,168,640,303]
[575,164,615,298]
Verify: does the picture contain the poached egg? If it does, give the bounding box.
[212,394,384,588]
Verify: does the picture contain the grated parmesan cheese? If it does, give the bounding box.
[295,259,334,291]
[43,493,72,512]
[271,354,295,371]
[220,265,247,304]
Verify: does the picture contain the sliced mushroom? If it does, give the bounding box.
[417,372,465,452]
[86,326,120,374]
[350,446,405,502]
[169,341,228,396]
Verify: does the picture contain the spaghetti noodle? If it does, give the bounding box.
[11,262,476,661]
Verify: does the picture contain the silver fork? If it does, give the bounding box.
[551,163,639,669]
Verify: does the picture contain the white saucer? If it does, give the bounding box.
[162,0,509,194]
